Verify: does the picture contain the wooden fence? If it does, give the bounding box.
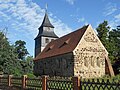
[0,75,120,90]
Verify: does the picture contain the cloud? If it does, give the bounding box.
[0,0,72,38]
[66,0,75,5]
[0,0,73,55]
[102,3,120,28]
[114,14,120,20]
[108,14,120,29]
[77,17,85,23]
[103,2,117,16]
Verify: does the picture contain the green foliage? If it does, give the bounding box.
[20,56,34,75]
[0,31,21,75]
[96,21,120,74]
[27,73,36,78]
[96,20,110,49]
[0,30,34,76]
[110,26,120,74]
[14,40,29,60]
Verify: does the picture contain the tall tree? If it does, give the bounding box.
[0,31,22,75]
[96,20,110,50]
[20,56,34,75]
[0,30,34,76]
[109,26,120,74]
[14,40,29,60]
[96,21,120,74]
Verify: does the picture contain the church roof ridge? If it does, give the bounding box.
[34,25,89,61]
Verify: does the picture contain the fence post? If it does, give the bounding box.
[8,75,12,87]
[72,76,80,90]
[42,75,48,90]
[22,75,27,90]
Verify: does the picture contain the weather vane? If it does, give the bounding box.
[45,3,48,12]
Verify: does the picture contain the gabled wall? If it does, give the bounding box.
[73,25,108,78]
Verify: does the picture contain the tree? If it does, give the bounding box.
[96,21,120,74]
[96,20,110,50]
[0,31,22,75]
[0,30,34,76]
[20,56,34,75]
[14,40,29,60]
[109,26,120,74]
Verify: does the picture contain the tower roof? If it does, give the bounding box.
[35,30,58,40]
[40,12,54,28]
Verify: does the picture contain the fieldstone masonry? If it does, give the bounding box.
[34,53,74,77]
[73,26,107,78]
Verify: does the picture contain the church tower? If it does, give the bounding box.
[34,12,58,57]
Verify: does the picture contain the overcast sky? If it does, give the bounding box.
[0,0,120,56]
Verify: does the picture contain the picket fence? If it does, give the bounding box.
[0,75,120,90]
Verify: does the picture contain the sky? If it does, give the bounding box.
[0,0,120,56]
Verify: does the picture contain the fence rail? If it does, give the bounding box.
[0,75,120,90]
[26,78,42,90]
[47,76,73,90]
[81,79,120,90]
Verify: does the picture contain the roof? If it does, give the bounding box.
[35,30,58,39]
[40,12,54,28]
[41,30,58,38]
[34,25,89,61]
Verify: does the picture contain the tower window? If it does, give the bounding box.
[45,38,49,43]
[51,39,54,41]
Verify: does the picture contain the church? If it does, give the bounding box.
[33,11,114,78]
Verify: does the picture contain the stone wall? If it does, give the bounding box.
[34,53,74,77]
[73,26,107,78]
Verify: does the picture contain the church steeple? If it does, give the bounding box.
[34,8,58,57]
[40,12,54,28]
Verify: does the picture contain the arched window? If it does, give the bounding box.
[91,56,94,67]
[84,56,88,67]
[97,57,100,67]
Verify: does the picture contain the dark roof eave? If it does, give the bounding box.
[41,35,58,38]
[34,52,73,61]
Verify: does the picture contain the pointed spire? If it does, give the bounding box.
[40,4,54,28]
[40,12,54,28]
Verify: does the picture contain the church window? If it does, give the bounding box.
[84,56,88,67]
[45,38,49,43]
[43,69,45,75]
[91,56,94,67]
[97,57,100,67]
[36,63,38,69]
[58,59,60,68]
